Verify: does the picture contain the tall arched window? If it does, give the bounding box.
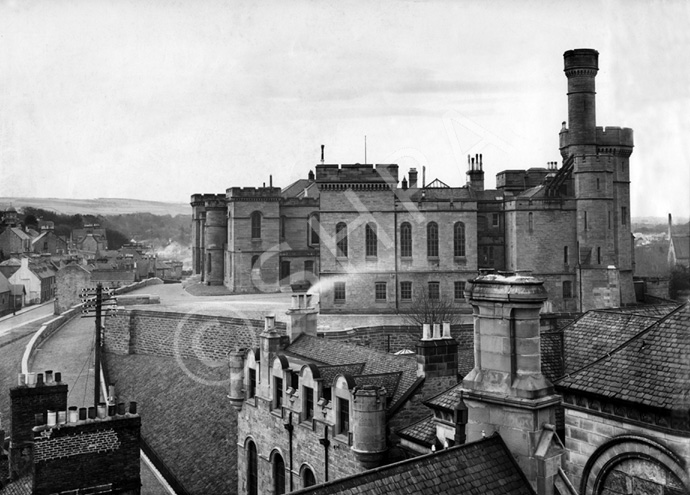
[251,212,262,239]
[273,452,286,495]
[400,222,412,257]
[427,222,439,258]
[308,214,320,245]
[454,222,466,257]
[247,440,258,495]
[336,222,348,257]
[365,223,377,257]
[302,466,316,488]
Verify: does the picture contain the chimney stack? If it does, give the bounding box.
[408,168,418,188]
[287,293,318,342]
[466,154,485,191]
[321,144,325,163]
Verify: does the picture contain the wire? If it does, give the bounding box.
[67,323,96,407]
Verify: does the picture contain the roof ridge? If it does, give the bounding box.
[557,302,688,383]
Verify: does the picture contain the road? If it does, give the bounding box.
[0,302,55,338]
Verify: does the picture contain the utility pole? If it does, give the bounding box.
[80,283,116,407]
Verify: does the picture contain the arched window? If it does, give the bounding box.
[365,223,377,257]
[400,222,412,257]
[273,452,286,495]
[247,440,258,495]
[308,214,320,245]
[302,466,316,488]
[454,222,466,257]
[336,222,348,257]
[251,212,261,239]
[427,222,439,257]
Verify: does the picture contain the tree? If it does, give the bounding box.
[669,264,690,300]
[398,287,463,327]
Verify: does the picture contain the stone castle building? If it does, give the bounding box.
[191,48,636,314]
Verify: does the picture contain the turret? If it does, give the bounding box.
[563,48,598,148]
[203,195,227,286]
[351,385,387,469]
[227,349,246,411]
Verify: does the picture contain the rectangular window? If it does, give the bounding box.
[274,377,283,410]
[375,282,387,301]
[334,282,346,302]
[365,224,377,257]
[400,281,412,300]
[492,213,499,227]
[248,368,256,398]
[454,281,466,300]
[428,282,440,300]
[563,281,573,299]
[321,386,332,403]
[280,261,290,282]
[338,397,349,435]
[303,386,314,421]
[289,370,299,391]
[597,247,601,264]
[622,206,627,225]
[304,260,314,275]
[564,246,569,265]
[584,211,588,230]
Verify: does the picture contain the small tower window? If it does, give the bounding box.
[584,211,588,231]
[251,212,262,239]
[528,212,534,233]
[563,281,573,299]
[597,246,601,265]
[596,178,600,190]
[621,206,627,225]
[564,246,569,265]
[336,223,348,257]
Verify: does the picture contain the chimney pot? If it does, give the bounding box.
[17,373,26,386]
[68,406,78,423]
[36,373,44,386]
[35,413,45,426]
[27,372,36,386]
[88,407,96,419]
[45,370,53,384]
[433,323,441,340]
[265,315,276,332]
[117,402,126,415]
[57,411,66,425]
[129,401,138,415]
[47,410,57,427]
[55,372,61,383]
[442,322,451,339]
[108,405,116,417]
[79,407,87,421]
[321,144,325,163]
[97,402,107,419]
[422,323,431,341]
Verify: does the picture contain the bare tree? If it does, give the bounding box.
[398,287,463,327]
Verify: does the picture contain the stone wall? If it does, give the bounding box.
[104,309,286,360]
[563,404,690,493]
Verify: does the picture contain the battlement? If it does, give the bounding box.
[191,193,224,207]
[496,168,551,193]
[563,48,599,74]
[281,196,319,206]
[226,186,282,200]
[315,163,399,184]
[595,126,634,147]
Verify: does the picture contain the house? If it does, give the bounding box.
[31,230,68,256]
[668,213,690,268]
[0,271,12,316]
[0,227,32,259]
[72,224,108,254]
[0,258,41,305]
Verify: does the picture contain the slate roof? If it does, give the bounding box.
[602,303,682,318]
[311,363,366,386]
[352,372,402,402]
[286,335,418,407]
[557,303,690,410]
[396,414,436,447]
[291,434,536,495]
[425,383,464,411]
[0,475,32,495]
[562,310,659,375]
[0,271,11,293]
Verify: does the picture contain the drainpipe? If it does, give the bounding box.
[284,412,294,491]
[319,427,330,482]
[394,205,399,311]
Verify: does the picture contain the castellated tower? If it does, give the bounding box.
[559,49,635,309]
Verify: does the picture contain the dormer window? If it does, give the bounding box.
[337,397,350,435]
[303,386,314,421]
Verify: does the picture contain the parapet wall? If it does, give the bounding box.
[315,164,399,183]
[595,126,634,147]
[226,187,281,200]
[104,309,287,360]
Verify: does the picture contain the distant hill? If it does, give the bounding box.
[0,197,190,217]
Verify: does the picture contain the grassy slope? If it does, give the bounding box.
[0,197,189,217]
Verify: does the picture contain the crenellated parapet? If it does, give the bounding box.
[596,126,634,147]
[281,196,319,207]
[204,194,227,210]
[315,163,399,188]
[226,187,281,202]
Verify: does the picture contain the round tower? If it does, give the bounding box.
[351,385,387,469]
[563,48,598,148]
[203,195,227,286]
[227,349,245,411]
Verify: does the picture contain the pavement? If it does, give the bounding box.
[0,301,55,338]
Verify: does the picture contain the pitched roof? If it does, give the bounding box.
[396,414,436,447]
[602,303,682,318]
[290,434,535,495]
[315,363,366,386]
[286,335,418,407]
[671,235,690,260]
[562,310,660,375]
[424,383,464,411]
[557,303,690,410]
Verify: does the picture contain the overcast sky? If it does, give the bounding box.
[1,0,688,219]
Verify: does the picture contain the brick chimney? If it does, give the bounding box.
[408,168,418,188]
[416,322,459,398]
[287,293,318,342]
